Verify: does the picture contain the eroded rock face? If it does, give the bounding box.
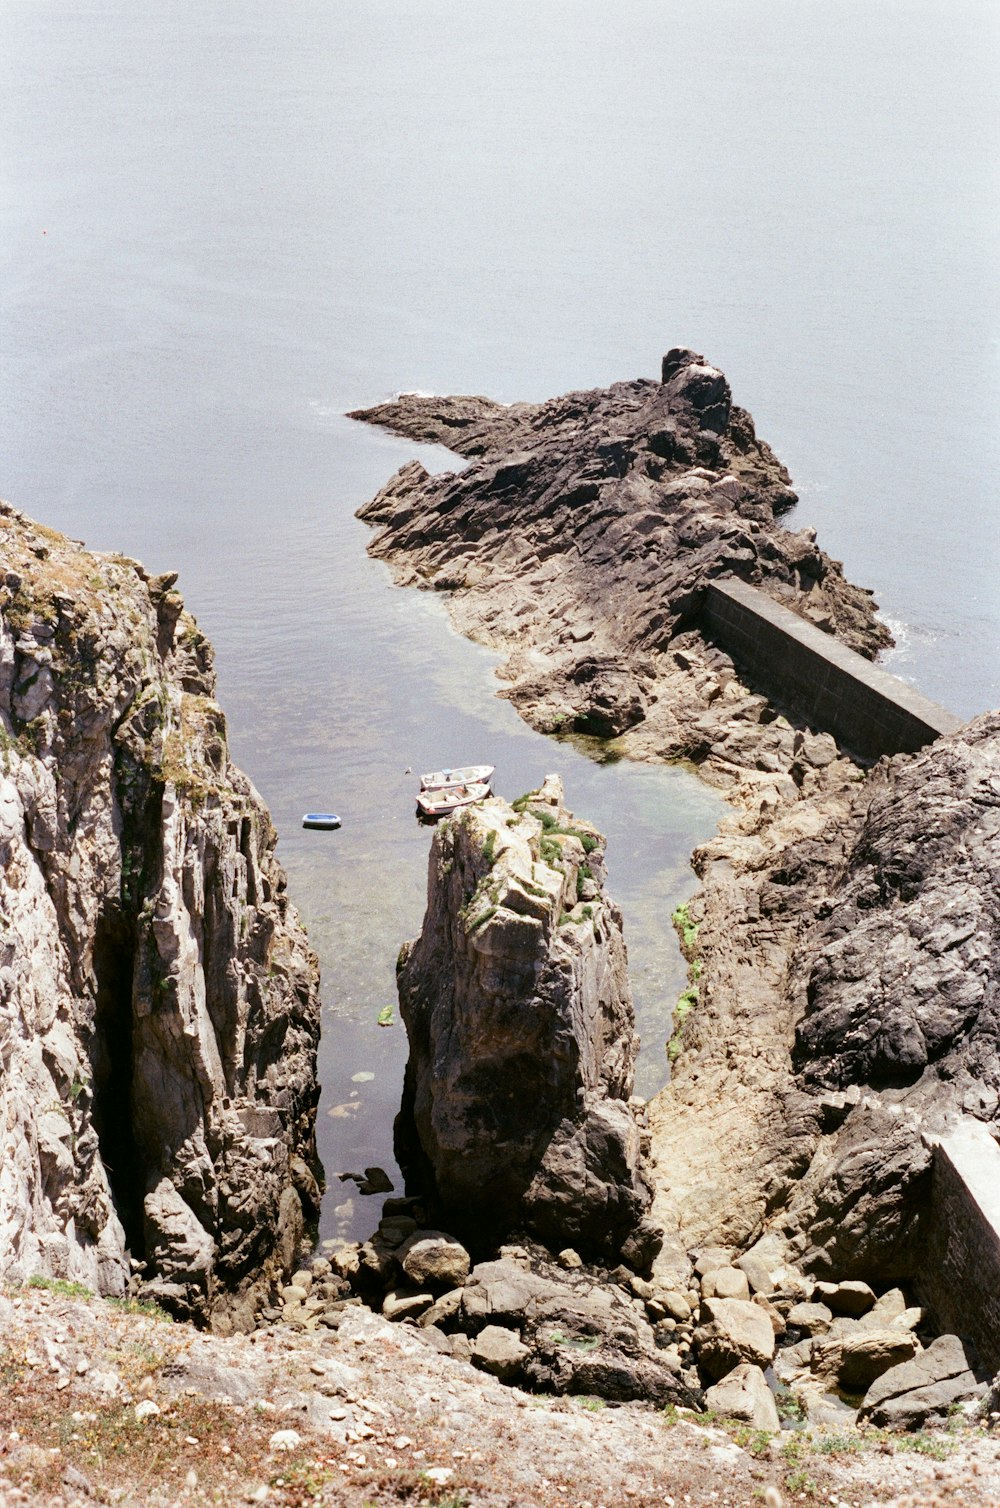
[652,716,1000,1302]
[394,777,655,1262]
[0,504,321,1328]
[353,352,890,801]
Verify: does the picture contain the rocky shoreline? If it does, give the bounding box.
[351,349,889,805]
[5,350,1000,1505]
[346,356,1000,1445]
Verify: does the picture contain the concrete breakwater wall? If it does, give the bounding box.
[921,1122,1000,1374]
[701,578,963,761]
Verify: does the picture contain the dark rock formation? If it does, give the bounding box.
[353,352,997,1375]
[0,503,321,1329]
[353,351,890,799]
[394,777,657,1264]
[653,715,1000,1309]
[466,1257,701,1406]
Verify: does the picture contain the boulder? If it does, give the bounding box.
[657,1289,692,1323]
[860,1287,907,1327]
[378,1215,419,1248]
[460,1259,559,1331]
[459,1258,701,1408]
[811,1329,920,1392]
[382,1288,433,1322]
[705,1363,780,1431]
[398,1232,471,1290]
[860,1334,980,1429]
[472,1325,530,1382]
[814,1280,876,1318]
[417,1288,464,1330]
[693,1297,776,1381]
[737,1256,776,1297]
[702,1266,750,1301]
[786,1302,833,1336]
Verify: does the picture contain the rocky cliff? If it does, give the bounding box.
[353,350,890,802]
[353,355,998,1357]
[394,777,657,1264]
[0,502,321,1330]
[652,712,1000,1292]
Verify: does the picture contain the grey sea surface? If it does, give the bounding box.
[1,0,996,1242]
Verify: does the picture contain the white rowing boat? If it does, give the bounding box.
[420,763,495,792]
[416,782,491,820]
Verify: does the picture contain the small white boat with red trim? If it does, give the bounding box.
[420,763,495,792]
[416,781,491,821]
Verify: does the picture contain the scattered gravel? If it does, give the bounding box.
[2,1286,1000,1507]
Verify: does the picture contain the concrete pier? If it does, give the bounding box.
[920,1121,1000,1373]
[702,578,963,761]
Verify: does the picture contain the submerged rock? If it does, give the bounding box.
[394,776,656,1263]
[0,503,321,1327]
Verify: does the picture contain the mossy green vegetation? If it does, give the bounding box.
[27,1276,93,1299]
[671,900,699,952]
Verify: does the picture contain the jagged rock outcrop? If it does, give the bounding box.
[0,502,321,1329]
[353,351,890,800]
[394,776,657,1263]
[352,353,999,1365]
[652,714,1000,1303]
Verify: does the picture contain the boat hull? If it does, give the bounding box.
[416,782,491,820]
[420,764,495,792]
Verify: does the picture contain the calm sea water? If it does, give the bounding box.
[2,0,997,1242]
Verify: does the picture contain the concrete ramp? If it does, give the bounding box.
[703,578,963,761]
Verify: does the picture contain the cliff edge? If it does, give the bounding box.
[0,502,321,1330]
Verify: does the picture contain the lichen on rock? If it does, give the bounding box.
[0,502,321,1329]
[394,776,658,1265]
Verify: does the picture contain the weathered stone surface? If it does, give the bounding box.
[472,1324,530,1381]
[353,356,888,805]
[815,1280,876,1317]
[0,506,321,1325]
[693,1297,776,1380]
[860,1334,980,1429]
[398,1231,471,1290]
[786,1302,833,1336]
[702,1266,750,1301]
[352,359,1000,1373]
[811,1329,921,1392]
[648,711,1000,1323]
[394,778,654,1261]
[704,1363,780,1431]
[457,1257,701,1407]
